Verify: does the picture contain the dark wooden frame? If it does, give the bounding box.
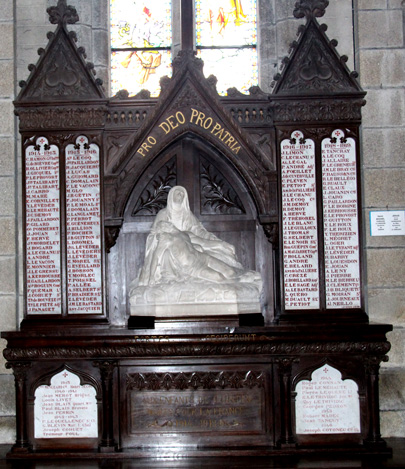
[2,0,392,459]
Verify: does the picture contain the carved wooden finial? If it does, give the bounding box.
[47,0,79,26]
[293,0,329,20]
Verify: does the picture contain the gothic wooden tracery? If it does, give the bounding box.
[1,0,392,459]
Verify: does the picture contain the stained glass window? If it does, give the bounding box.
[195,0,258,95]
[110,0,172,97]
[110,1,258,97]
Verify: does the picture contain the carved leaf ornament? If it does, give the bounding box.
[126,371,264,391]
[47,0,79,25]
[293,0,329,19]
[132,160,176,216]
[201,163,245,214]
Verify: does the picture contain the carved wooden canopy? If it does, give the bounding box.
[13,0,367,324]
[14,0,365,245]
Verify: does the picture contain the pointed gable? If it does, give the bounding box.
[105,50,275,221]
[273,2,362,96]
[16,0,104,103]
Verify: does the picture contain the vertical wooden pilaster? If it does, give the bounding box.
[364,356,387,448]
[6,362,31,453]
[95,360,118,452]
[277,358,296,448]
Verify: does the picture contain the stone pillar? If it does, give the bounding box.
[257,0,276,93]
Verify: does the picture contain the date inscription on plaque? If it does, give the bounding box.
[322,130,361,308]
[66,136,102,314]
[281,130,319,309]
[295,364,360,435]
[26,137,61,314]
[34,369,97,439]
[129,388,263,434]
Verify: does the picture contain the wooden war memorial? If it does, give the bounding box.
[1,0,392,459]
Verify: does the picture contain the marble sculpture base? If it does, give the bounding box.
[129,281,261,317]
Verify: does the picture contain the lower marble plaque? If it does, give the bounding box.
[34,369,98,439]
[129,388,263,434]
[295,364,360,435]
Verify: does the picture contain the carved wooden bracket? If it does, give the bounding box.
[261,222,279,246]
[105,224,122,253]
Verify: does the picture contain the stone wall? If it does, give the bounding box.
[356,0,405,437]
[0,0,17,444]
[0,0,403,444]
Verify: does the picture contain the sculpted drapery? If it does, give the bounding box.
[138,186,258,285]
[129,186,262,316]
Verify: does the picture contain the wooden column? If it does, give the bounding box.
[364,357,387,448]
[95,361,118,452]
[6,362,31,453]
[277,358,296,447]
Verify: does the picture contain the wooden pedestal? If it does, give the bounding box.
[2,322,391,459]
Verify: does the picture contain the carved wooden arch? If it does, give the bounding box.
[123,133,258,223]
[292,358,365,392]
[108,127,272,223]
[28,364,102,400]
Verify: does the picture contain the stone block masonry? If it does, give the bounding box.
[357,0,405,437]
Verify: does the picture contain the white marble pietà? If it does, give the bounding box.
[129,186,262,317]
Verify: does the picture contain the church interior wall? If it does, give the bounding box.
[0,0,403,444]
[356,0,405,437]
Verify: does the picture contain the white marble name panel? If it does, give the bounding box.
[281,130,319,309]
[322,130,361,308]
[295,364,360,434]
[35,369,98,439]
[26,137,61,314]
[66,136,102,314]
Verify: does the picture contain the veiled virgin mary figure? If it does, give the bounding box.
[138,186,259,285]
[129,186,262,317]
